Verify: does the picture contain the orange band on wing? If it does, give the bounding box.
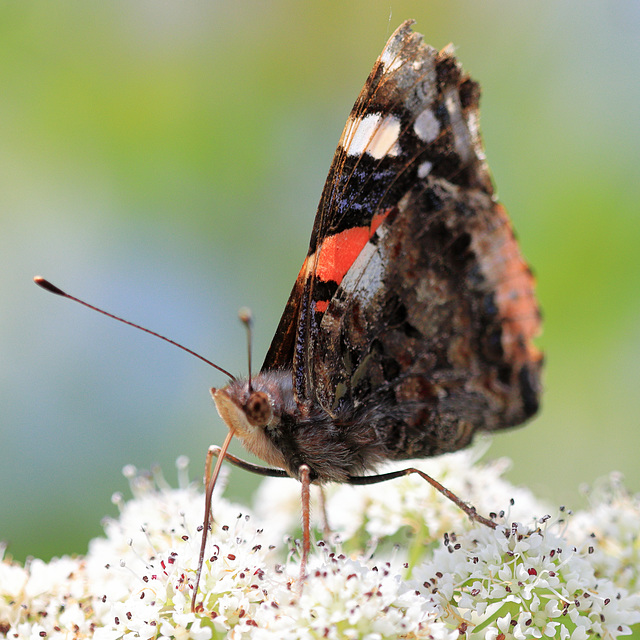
[315,209,390,285]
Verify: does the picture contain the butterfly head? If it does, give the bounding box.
[210,374,289,471]
[211,385,273,431]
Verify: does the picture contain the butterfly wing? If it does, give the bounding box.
[263,21,542,451]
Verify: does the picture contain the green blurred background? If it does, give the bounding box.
[2,1,639,563]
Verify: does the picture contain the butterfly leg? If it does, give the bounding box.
[347,467,497,529]
[298,464,312,591]
[205,445,290,478]
[203,446,216,526]
[192,431,235,613]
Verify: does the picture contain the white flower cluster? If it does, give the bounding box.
[2,451,640,639]
[413,521,640,640]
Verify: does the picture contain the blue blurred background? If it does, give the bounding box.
[2,1,639,563]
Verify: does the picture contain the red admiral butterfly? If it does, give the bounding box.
[36,20,542,611]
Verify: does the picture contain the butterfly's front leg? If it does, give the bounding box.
[204,444,289,479]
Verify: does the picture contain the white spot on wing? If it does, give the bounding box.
[466,110,485,161]
[417,160,433,178]
[380,46,403,73]
[413,108,440,143]
[445,89,473,163]
[343,113,401,159]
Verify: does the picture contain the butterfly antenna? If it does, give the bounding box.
[238,307,253,391]
[33,276,236,381]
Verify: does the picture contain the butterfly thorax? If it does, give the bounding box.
[212,370,394,483]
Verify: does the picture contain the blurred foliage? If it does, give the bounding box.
[1,1,639,563]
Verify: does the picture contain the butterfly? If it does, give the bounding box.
[201,19,542,605]
[35,19,542,612]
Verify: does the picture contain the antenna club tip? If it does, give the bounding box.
[238,307,253,325]
[33,276,66,296]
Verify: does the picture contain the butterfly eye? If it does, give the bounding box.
[243,391,273,427]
